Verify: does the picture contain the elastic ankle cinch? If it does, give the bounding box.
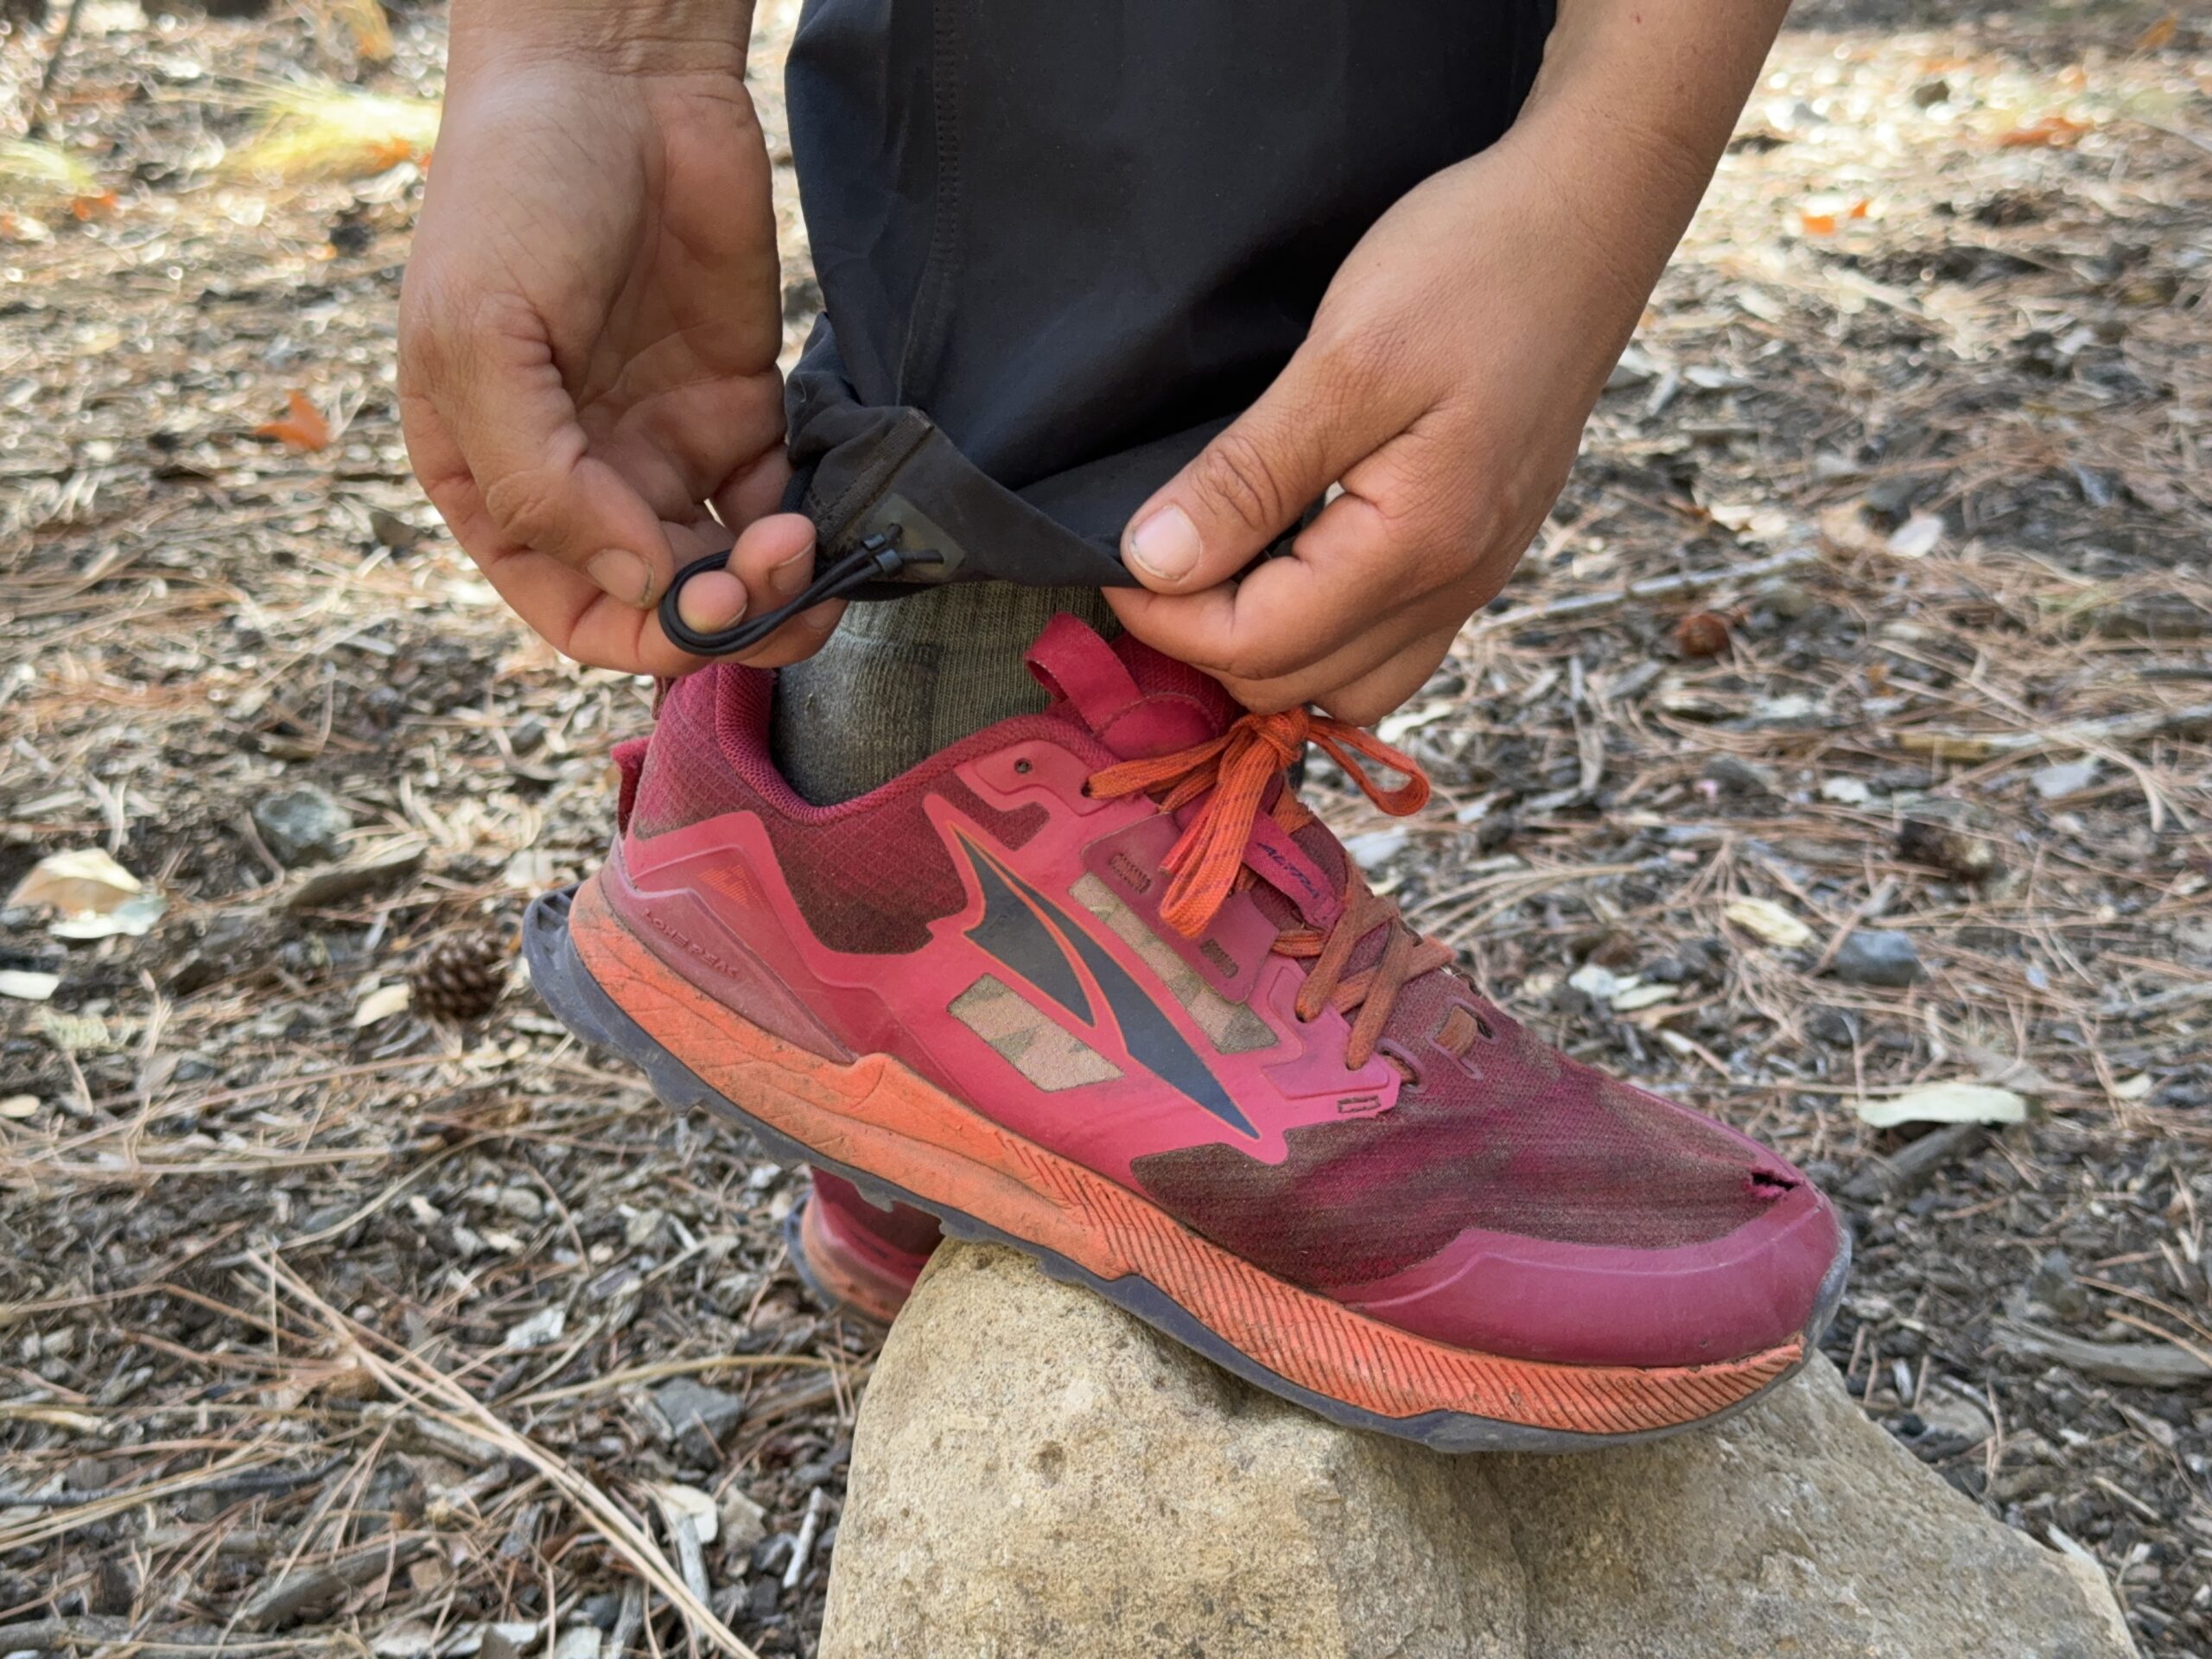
[658,529,945,658]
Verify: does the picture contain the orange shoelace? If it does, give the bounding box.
[1089,709,1457,1067]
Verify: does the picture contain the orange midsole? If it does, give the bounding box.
[570,877,1799,1434]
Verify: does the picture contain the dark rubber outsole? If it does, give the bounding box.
[524,885,1850,1453]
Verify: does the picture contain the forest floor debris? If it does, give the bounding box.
[3,1,2210,1655]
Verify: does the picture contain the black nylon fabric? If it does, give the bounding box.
[783,0,1554,593]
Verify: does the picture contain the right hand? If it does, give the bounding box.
[398,16,837,677]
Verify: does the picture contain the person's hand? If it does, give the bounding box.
[1103,137,1637,726]
[398,7,832,677]
[1107,0,1781,727]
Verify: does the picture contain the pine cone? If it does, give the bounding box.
[407,928,512,1021]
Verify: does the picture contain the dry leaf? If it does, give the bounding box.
[10,849,166,940]
[1725,897,1815,949]
[0,1096,39,1120]
[2135,13,2177,50]
[1859,1082,2029,1128]
[256,389,332,452]
[353,982,412,1027]
[1801,209,1839,236]
[1998,114,2090,149]
[10,848,142,913]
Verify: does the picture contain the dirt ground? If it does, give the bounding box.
[3,2,2209,1656]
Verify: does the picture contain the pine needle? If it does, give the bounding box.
[258,1255,759,1659]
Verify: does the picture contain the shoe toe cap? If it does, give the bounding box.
[1336,1177,1847,1370]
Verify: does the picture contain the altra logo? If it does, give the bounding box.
[950,827,1257,1137]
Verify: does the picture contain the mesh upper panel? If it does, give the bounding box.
[628,664,1069,955]
[1133,968,1790,1288]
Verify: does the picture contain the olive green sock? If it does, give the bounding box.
[772,583,1118,804]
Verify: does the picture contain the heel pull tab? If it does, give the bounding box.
[1024,612,1143,734]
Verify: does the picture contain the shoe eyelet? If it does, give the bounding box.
[1376,1040,1422,1089]
[1014,758,1033,775]
[1474,1013,1497,1043]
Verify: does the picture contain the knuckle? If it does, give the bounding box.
[1224,676,1300,715]
[478,467,568,550]
[1193,429,1293,536]
[1220,637,1302,683]
[1312,319,1399,394]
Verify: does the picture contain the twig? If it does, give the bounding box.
[1840,1121,1985,1205]
[1464,546,1819,639]
[0,1445,294,1553]
[781,1489,823,1592]
[609,1583,645,1657]
[1993,1319,2212,1389]
[367,1402,509,1468]
[668,1512,711,1611]
[0,1618,349,1655]
[1896,702,2212,762]
[0,1455,342,1510]
[512,1352,834,1410]
[239,1535,430,1629]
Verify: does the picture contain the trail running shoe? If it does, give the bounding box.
[785,1171,940,1326]
[525,616,1846,1450]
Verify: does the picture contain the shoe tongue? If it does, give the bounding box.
[1025,613,1235,759]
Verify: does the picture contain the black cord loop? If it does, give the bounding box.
[658,530,944,658]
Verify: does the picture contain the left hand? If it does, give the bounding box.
[1106,121,1687,726]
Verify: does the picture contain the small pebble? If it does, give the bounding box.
[251,784,352,867]
[1828,929,1925,988]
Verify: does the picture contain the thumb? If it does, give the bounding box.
[1120,339,1400,594]
[440,312,676,609]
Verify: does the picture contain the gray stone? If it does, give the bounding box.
[251,785,352,867]
[1828,927,1926,988]
[651,1377,745,1465]
[823,1243,2134,1659]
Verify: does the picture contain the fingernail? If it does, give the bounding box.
[1125,505,1202,582]
[587,550,654,607]
[770,549,811,601]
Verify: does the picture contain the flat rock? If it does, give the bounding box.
[822,1243,2134,1659]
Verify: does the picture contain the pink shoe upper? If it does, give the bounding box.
[606,617,1841,1368]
